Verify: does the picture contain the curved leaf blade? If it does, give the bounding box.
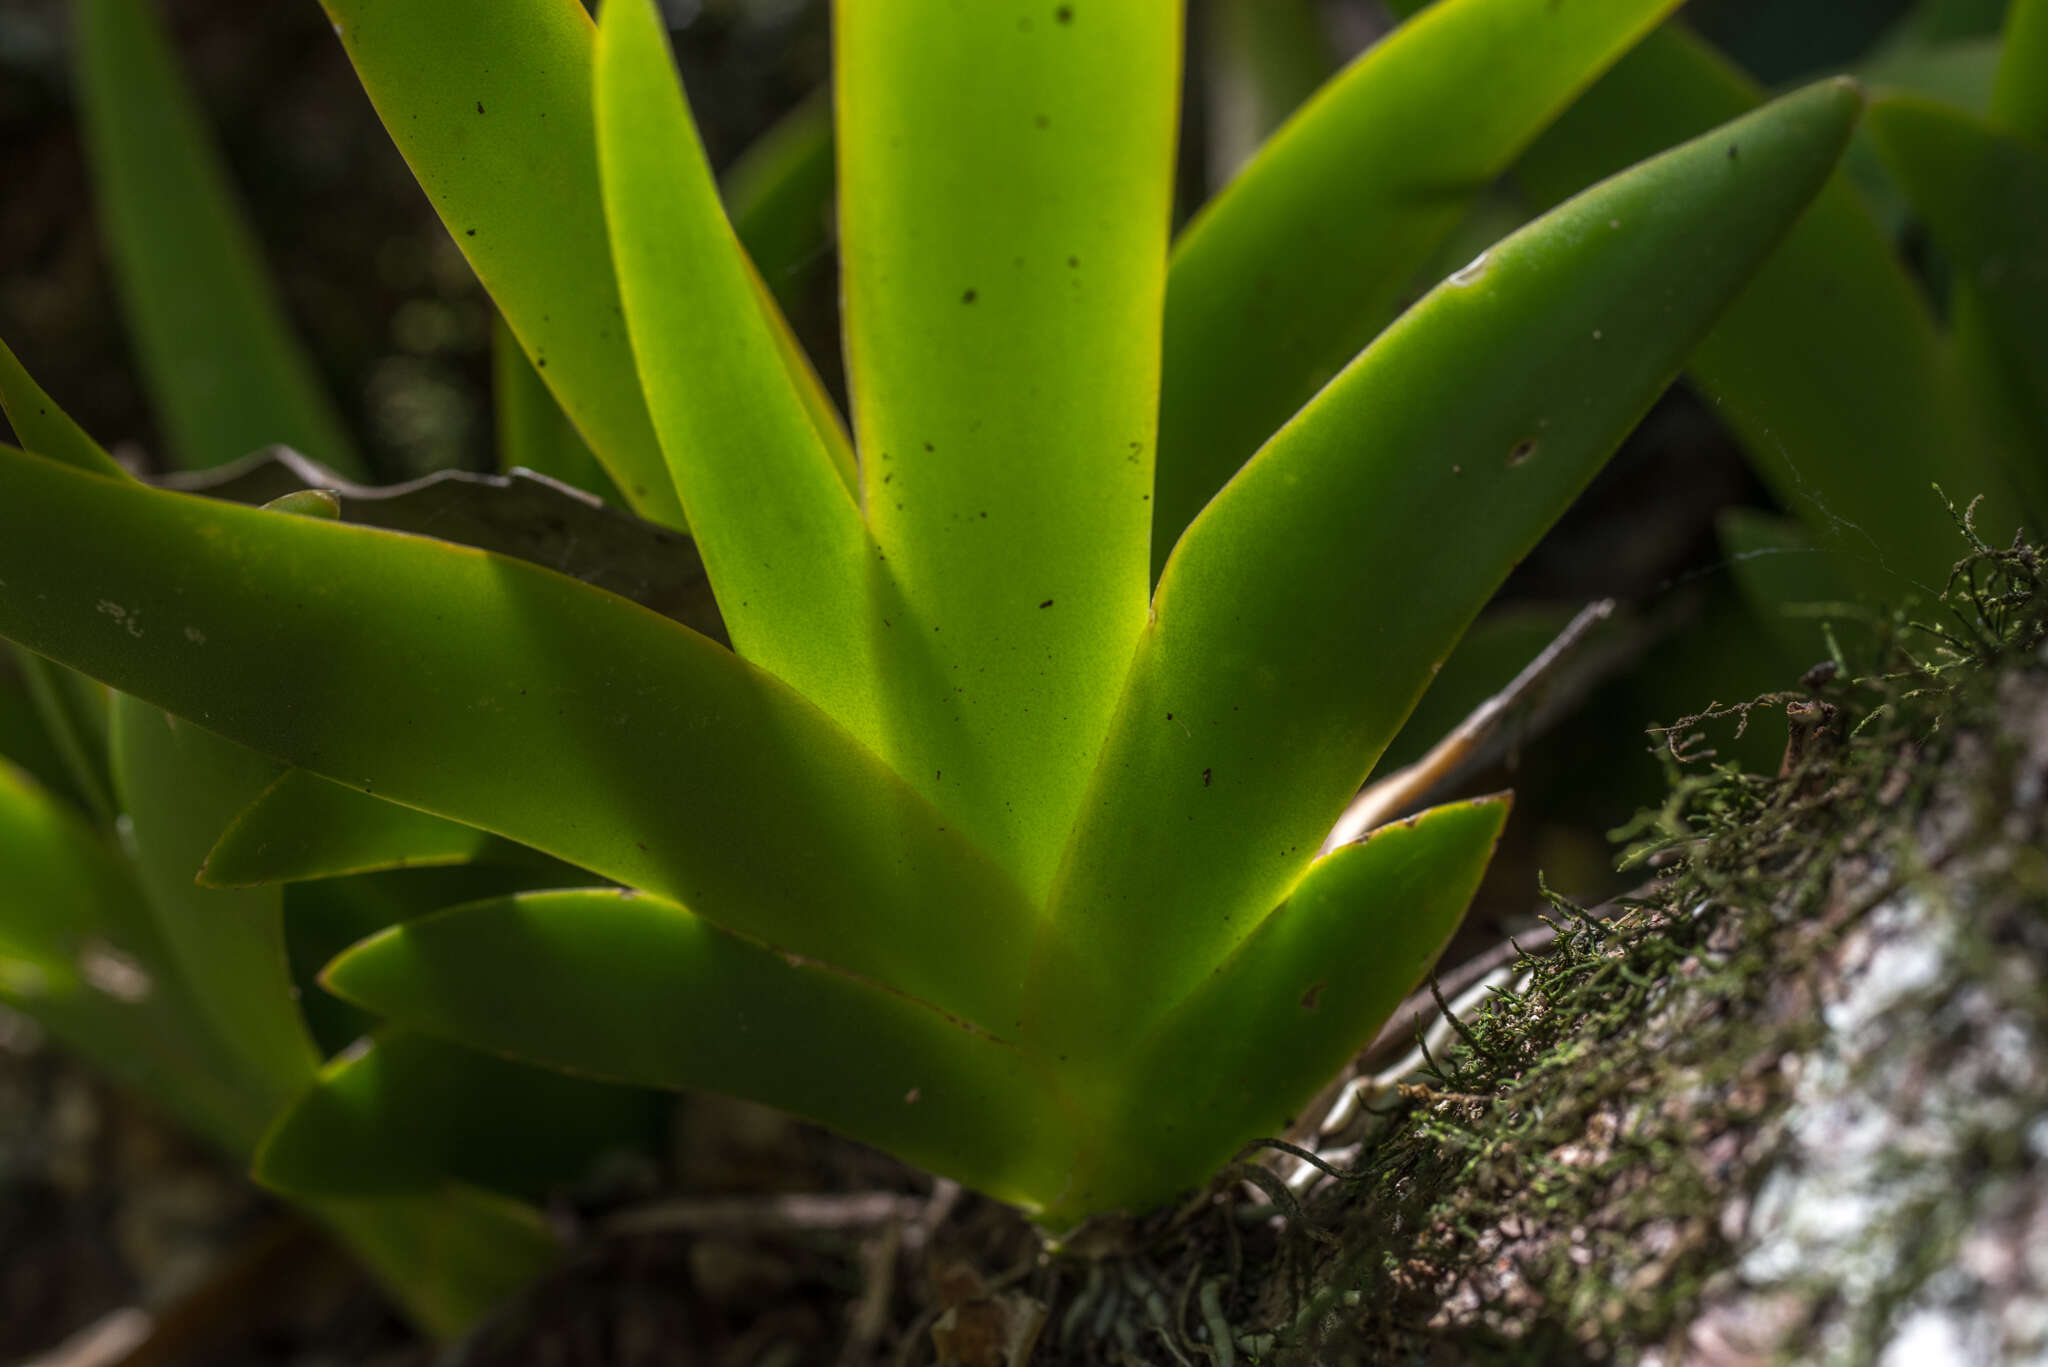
[75,0,361,475]
[1051,795,1507,1224]
[1033,80,1862,1057]
[319,0,680,525]
[0,455,1036,1028]
[1867,95,2048,469]
[723,93,837,316]
[492,315,622,505]
[13,648,115,825]
[595,0,876,735]
[1511,22,2026,584]
[311,1187,560,1343]
[109,695,318,1106]
[322,890,1073,1209]
[0,348,127,478]
[835,0,1180,892]
[203,767,529,887]
[257,1027,662,1198]
[1156,0,1683,578]
[1992,0,2048,140]
[0,756,267,1152]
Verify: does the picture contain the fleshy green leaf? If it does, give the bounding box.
[1030,80,1862,1059]
[203,767,529,887]
[1992,0,2048,140]
[723,93,836,315]
[1155,0,1683,580]
[257,1028,662,1198]
[75,0,361,475]
[1201,0,1335,183]
[319,0,680,526]
[1048,795,1508,1225]
[0,654,85,806]
[0,756,269,1153]
[155,447,727,640]
[0,453,1036,1030]
[1867,96,2048,474]
[0,347,127,478]
[492,315,622,505]
[594,0,875,738]
[109,695,318,1107]
[321,889,1071,1208]
[310,1187,560,1343]
[836,0,1180,893]
[281,864,594,1059]
[12,648,115,825]
[1508,21,2026,585]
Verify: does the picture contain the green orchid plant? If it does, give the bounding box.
[1458,0,2048,624]
[0,0,1858,1244]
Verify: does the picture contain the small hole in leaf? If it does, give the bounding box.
[1508,438,1538,466]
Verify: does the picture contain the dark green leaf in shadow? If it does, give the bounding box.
[0,349,128,478]
[109,695,317,1108]
[1992,0,2048,140]
[257,1027,664,1199]
[1867,96,2048,488]
[1155,0,1682,580]
[723,93,836,316]
[492,315,623,506]
[283,865,596,1058]
[321,890,1073,1209]
[310,1186,560,1343]
[204,767,534,887]
[75,0,361,475]
[0,653,86,808]
[12,648,115,825]
[0,758,271,1152]
[1509,22,2025,586]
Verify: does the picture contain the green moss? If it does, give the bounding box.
[1011,509,2045,1366]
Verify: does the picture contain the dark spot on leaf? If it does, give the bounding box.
[1202,768,1212,787]
[1039,599,1054,609]
[1507,437,1537,465]
[962,289,978,304]
[1727,143,1739,160]
[1067,256,1079,268]
[923,442,934,451]
[1055,4,1073,21]
[465,228,477,237]
[1034,114,1049,129]
[1301,983,1324,1010]
[476,101,485,114]
[536,357,547,369]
